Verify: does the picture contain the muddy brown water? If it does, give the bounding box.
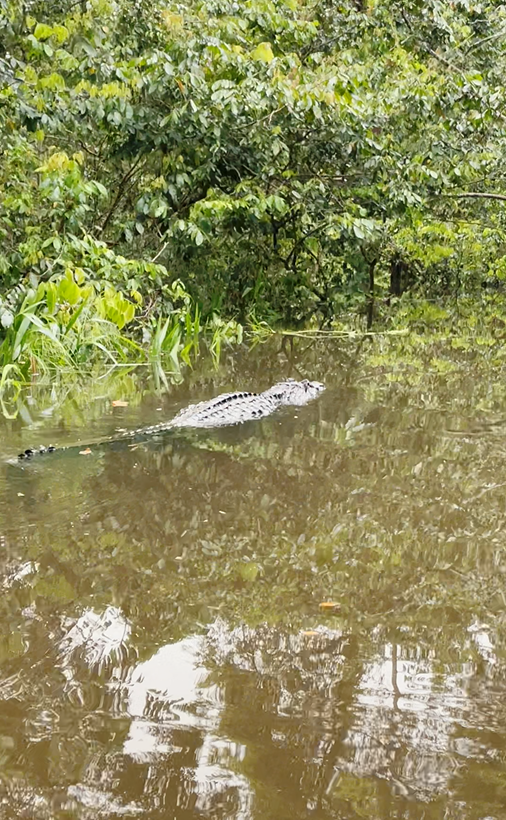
[1,337,506,819]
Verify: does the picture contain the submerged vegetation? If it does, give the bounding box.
[2,0,506,383]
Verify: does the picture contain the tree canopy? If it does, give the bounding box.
[2,0,506,367]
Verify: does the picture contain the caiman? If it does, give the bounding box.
[17,378,325,460]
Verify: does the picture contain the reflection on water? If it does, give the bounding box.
[1,338,506,818]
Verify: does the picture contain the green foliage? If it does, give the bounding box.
[2,0,506,345]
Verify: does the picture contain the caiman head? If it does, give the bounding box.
[264,378,325,405]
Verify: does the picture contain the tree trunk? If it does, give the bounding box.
[367,259,377,330]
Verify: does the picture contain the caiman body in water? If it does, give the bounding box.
[18,378,325,460]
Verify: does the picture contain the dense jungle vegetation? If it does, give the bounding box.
[2,0,506,378]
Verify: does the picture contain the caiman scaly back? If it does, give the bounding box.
[17,379,325,460]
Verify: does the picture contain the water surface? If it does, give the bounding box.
[1,337,506,819]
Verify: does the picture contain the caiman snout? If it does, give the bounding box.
[302,379,325,394]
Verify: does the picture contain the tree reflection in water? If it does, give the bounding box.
[0,339,506,818]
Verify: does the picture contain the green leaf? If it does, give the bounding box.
[52,25,69,44]
[34,23,53,41]
[251,42,274,63]
[58,276,81,307]
[45,283,57,314]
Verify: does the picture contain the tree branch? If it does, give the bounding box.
[98,155,145,235]
[465,27,506,55]
[442,192,506,203]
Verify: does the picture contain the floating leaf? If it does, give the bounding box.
[238,562,260,582]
